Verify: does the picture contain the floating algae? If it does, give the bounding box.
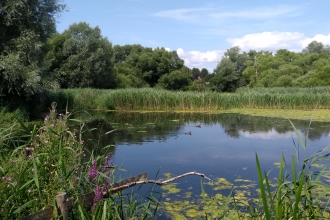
[162,183,181,194]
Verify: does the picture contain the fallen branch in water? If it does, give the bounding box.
[108,171,211,194]
[25,172,211,219]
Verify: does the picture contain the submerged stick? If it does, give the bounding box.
[108,171,211,194]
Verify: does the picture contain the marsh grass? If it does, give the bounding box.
[0,102,86,218]
[0,103,159,219]
[47,86,330,112]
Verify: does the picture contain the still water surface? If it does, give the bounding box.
[81,111,330,217]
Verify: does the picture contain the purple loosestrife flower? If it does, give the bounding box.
[88,160,97,179]
[92,184,106,211]
[104,155,110,165]
[99,166,105,173]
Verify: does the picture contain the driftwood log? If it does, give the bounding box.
[108,171,211,194]
[21,171,210,220]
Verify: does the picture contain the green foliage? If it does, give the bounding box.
[212,47,248,92]
[113,44,184,87]
[116,73,150,88]
[237,42,330,89]
[46,22,116,89]
[302,41,326,54]
[200,68,209,78]
[0,102,84,218]
[192,67,201,76]
[0,0,65,100]
[0,103,159,219]
[158,70,191,90]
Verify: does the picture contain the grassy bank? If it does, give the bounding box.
[47,86,330,112]
[0,104,159,219]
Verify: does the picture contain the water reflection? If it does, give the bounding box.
[73,111,330,179]
[77,112,330,145]
[72,111,330,217]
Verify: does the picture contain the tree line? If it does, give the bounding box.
[1,0,330,109]
[211,42,330,92]
[45,23,211,91]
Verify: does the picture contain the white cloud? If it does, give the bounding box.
[154,8,207,23]
[154,5,301,26]
[210,5,300,19]
[176,48,224,71]
[301,34,330,48]
[227,32,330,52]
[239,129,295,140]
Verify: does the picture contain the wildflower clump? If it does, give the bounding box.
[86,155,114,211]
[0,102,84,219]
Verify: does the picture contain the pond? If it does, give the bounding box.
[78,111,330,218]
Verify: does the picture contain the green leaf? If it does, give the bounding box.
[13,200,34,214]
[293,171,305,219]
[255,153,270,220]
[32,157,40,192]
[19,179,34,191]
[289,120,306,150]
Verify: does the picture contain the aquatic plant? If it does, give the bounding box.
[47,86,330,112]
[252,121,330,219]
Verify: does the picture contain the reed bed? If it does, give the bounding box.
[47,86,330,111]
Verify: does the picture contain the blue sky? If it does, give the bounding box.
[57,0,330,71]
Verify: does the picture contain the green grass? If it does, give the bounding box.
[0,103,159,219]
[47,86,330,112]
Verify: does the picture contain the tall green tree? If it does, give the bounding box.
[157,70,191,90]
[302,41,325,54]
[192,68,200,74]
[0,0,65,100]
[212,46,248,92]
[200,68,209,78]
[113,45,184,87]
[47,22,116,88]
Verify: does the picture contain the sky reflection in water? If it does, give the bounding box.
[84,112,330,202]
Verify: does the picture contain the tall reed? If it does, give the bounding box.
[47,86,330,111]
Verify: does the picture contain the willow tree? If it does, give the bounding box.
[0,0,65,101]
[47,22,116,89]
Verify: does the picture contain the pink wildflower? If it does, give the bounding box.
[88,160,97,179]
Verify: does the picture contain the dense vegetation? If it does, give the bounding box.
[0,104,161,219]
[47,86,330,111]
[1,0,330,219]
[1,0,330,113]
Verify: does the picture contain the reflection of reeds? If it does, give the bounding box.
[48,87,330,111]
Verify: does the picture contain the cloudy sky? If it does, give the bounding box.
[57,0,330,72]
